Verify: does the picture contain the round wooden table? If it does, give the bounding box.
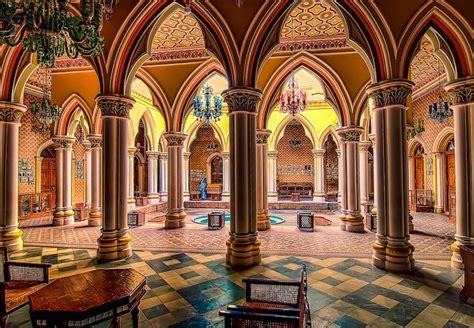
[29,269,146,327]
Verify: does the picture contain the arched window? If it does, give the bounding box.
[211,156,223,184]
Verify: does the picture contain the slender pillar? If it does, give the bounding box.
[312,149,326,202]
[164,133,187,229]
[256,130,271,231]
[158,152,168,202]
[369,133,377,218]
[0,102,26,251]
[53,136,75,226]
[127,147,136,210]
[183,152,191,200]
[222,152,230,201]
[223,87,262,268]
[434,152,444,214]
[445,77,474,269]
[337,127,364,232]
[337,149,343,203]
[88,135,102,227]
[96,95,134,262]
[359,141,371,211]
[85,142,92,208]
[267,151,278,202]
[147,151,160,204]
[367,79,415,273]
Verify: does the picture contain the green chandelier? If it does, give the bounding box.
[0,0,116,67]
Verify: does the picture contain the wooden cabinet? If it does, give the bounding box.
[278,183,313,200]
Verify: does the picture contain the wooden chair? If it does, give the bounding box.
[220,265,311,327]
[459,245,474,303]
[0,247,51,328]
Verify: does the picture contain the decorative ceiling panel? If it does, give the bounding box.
[152,8,205,51]
[281,0,345,41]
[410,36,446,91]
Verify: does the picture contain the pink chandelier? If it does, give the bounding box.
[280,75,307,117]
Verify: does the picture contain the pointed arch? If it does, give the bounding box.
[185,120,227,153]
[433,127,455,153]
[408,138,427,157]
[319,125,340,150]
[56,94,93,136]
[270,115,317,152]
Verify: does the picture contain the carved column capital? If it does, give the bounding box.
[445,77,474,106]
[337,126,363,142]
[268,150,278,159]
[164,132,187,147]
[159,152,168,160]
[96,94,135,119]
[146,151,160,160]
[88,134,103,148]
[128,147,137,157]
[359,141,372,152]
[222,87,262,114]
[0,102,27,123]
[222,151,230,160]
[53,136,75,149]
[83,141,92,152]
[312,149,326,157]
[256,129,271,144]
[367,79,414,108]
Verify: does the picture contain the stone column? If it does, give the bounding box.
[445,77,474,269]
[367,79,415,273]
[223,87,262,268]
[267,151,278,202]
[147,151,160,204]
[159,152,168,202]
[222,152,230,201]
[164,133,187,229]
[0,102,26,251]
[53,136,75,226]
[183,152,191,200]
[433,152,444,214]
[256,130,271,231]
[337,149,343,203]
[85,142,92,208]
[312,149,326,202]
[359,141,371,211]
[127,147,136,210]
[88,135,102,227]
[337,127,364,232]
[96,95,135,262]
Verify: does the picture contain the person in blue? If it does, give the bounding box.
[199,177,208,200]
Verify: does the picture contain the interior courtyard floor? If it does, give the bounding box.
[6,246,474,328]
[20,210,455,259]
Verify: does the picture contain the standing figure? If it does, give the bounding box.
[199,177,208,200]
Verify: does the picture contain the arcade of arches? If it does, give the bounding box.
[1,1,474,326]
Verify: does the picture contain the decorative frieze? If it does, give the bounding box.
[222,88,262,114]
[279,38,347,52]
[0,103,27,123]
[164,132,187,147]
[367,80,414,108]
[53,136,75,149]
[337,127,363,142]
[96,95,135,119]
[256,130,271,144]
[445,78,474,106]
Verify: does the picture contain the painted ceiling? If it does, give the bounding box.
[281,0,345,41]
[410,36,446,91]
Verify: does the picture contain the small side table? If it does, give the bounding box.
[208,211,225,230]
[297,211,314,232]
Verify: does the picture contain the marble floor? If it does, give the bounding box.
[6,246,474,328]
[20,211,455,259]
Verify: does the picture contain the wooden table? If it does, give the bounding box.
[29,269,146,327]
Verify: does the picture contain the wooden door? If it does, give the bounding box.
[446,153,456,213]
[211,156,223,184]
[415,156,424,190]
[41,158,56,193]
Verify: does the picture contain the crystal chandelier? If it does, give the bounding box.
[280,74,307,117]
[0,0,116,67]
[192,84,223,123]
[30,67,61,134]
[428,55,452,123]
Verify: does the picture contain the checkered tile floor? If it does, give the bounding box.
[6,247,474,327]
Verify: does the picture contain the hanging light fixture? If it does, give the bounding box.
[30,66,61,134]
[428,55,452,122]
[192,84,223,123]
[280,72,307,117]
[0,0,116,67]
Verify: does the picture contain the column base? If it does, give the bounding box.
[63,210,75,225]
[148,194,160,205]
[0,227,24,252]
[53,211,64,226]
[97,230,132,262]
[226,236,261,268]
[88,211,102,227]
[339,213,347,230]
[268,193,278,202]
[128,198,136,210]
[450,238,474,269]
[313,195,326,203]
[345,213,365,233]
[165,211,186,229]
[222,192,230,202]
[257,213,271,231]
[159,193,168,202]
[434,207,444,214]
[372,239,415,273]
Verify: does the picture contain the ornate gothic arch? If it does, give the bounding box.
[319,125,340,150]
[433,127,455,153]
[270,115,317,152]
[408,138,427,157]
[57,94,94,136]
[185,121,227,154]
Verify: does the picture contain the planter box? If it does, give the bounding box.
[297,211,314,232]
[208,211,225,230]
[128,211,146,226]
